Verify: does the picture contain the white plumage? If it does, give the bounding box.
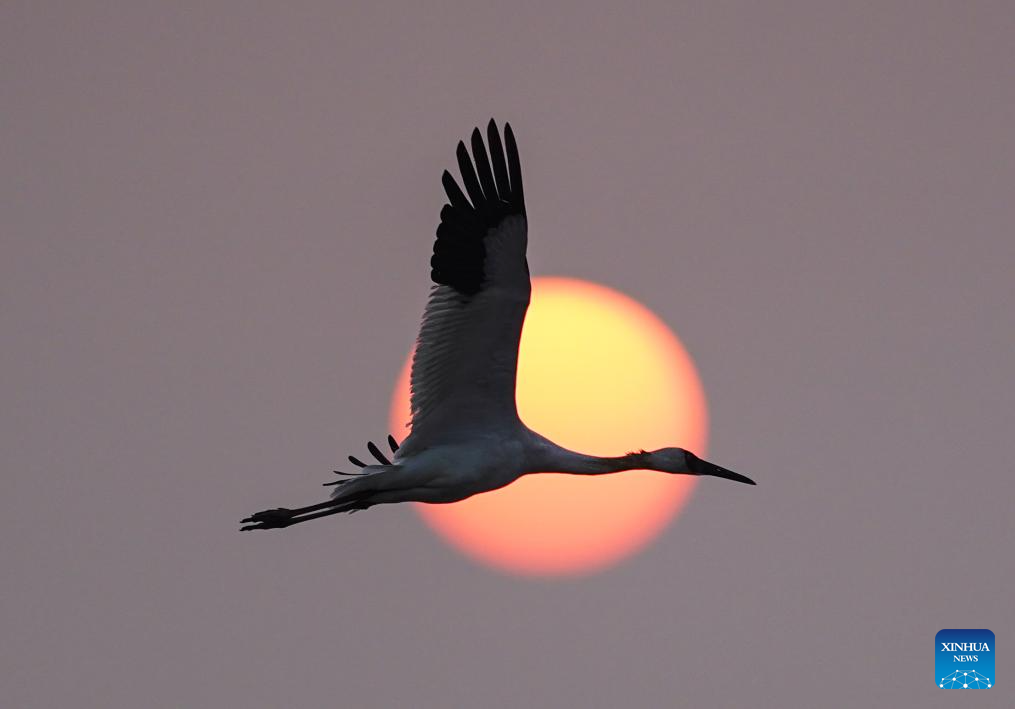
[407,215,529,447]
[242,120,753,531]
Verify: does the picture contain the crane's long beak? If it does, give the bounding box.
[689,456,756,485]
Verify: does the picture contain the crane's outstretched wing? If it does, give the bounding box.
[399,120,529,454]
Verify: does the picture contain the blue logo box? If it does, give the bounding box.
[936,629,994,688]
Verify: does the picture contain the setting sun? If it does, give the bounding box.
[389,276,708,576]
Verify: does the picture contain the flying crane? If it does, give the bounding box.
[241,120,754,531]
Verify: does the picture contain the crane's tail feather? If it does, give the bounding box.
[327,464,398,501]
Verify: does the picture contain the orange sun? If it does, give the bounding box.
[389,276,708,576]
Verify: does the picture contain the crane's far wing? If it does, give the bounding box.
[402,120,530,451]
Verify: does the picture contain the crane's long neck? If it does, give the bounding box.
[528,438,650,476]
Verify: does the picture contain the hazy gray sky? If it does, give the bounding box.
[3,2,1013,707]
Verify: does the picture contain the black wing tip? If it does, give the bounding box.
[503,122,516,148]
[452,120,522,214]
[431,120,525,295]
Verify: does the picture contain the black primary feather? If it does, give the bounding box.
[367,440,391,465]
[328,436,398,485]
[430,119,525,295]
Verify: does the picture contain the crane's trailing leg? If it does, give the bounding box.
[241,436,403,530]
[240,498,371,530]
[241,436,401,530]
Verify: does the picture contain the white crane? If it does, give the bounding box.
[241,120,754,531]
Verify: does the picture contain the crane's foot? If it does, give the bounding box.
[240,508,295,531]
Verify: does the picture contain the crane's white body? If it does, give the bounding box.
[345,427,653,506]
[242,121,752,531]
[366,435,531,504]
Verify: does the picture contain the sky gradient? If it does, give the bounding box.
[3,2,1013,707]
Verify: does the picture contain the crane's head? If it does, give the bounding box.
[647,448,756,485]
